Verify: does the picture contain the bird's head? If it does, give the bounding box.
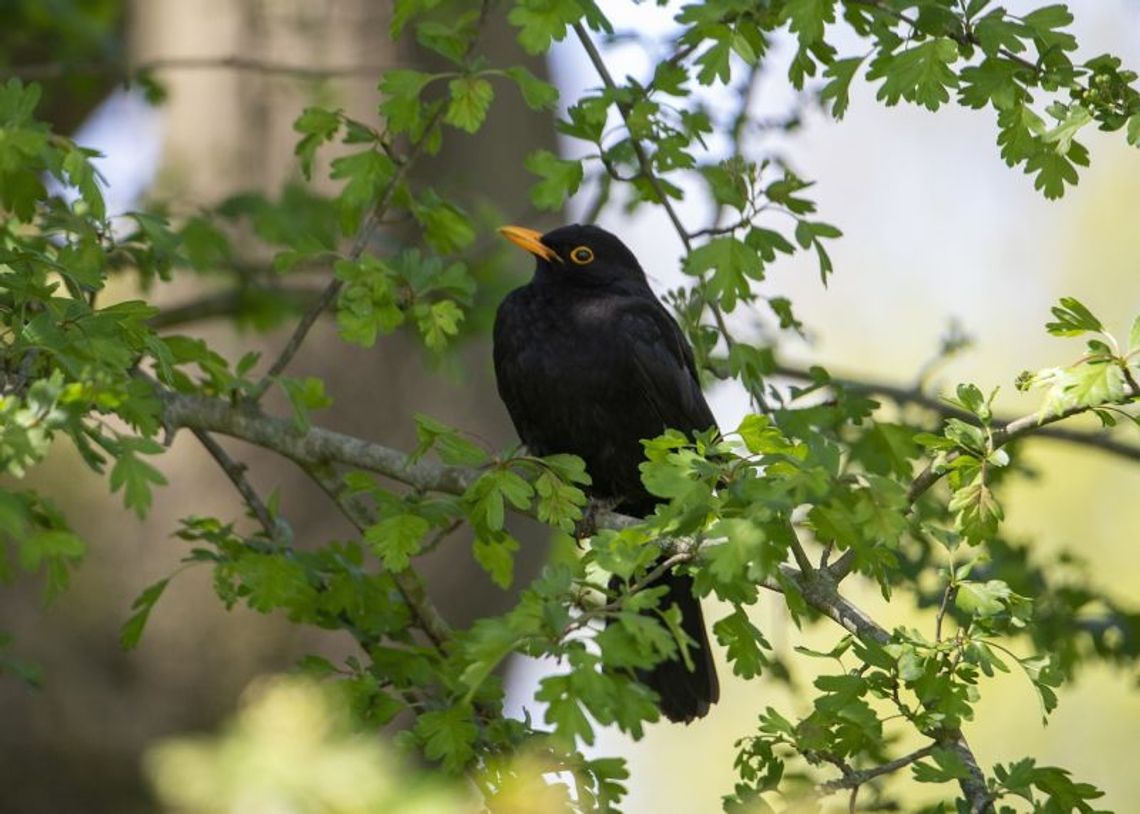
[499,223,647,287]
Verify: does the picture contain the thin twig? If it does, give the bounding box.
[907,387,1140,503]
[305,462,453,650]
[572,22,769,412]
[248,106,444,402]
[935,581,955,643]
[420,518,465,555]
[817,743,939,795]
[190,428,285,541]
[789,523,815,574]
[572,23,691,251]
[770,363,1140,467]
[249,1,495,401]
[561,551,694,638]
[148,285,324,330]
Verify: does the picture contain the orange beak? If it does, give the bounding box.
[499,225,561,264]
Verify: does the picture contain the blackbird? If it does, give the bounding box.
[493,222,719,723]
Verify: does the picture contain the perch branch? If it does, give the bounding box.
[159,388,1012,810]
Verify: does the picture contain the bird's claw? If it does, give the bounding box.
[575,497,619,541]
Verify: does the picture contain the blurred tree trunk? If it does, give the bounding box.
[0,2,555,812]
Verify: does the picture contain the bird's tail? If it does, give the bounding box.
[619,566,720,723]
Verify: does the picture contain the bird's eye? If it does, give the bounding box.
[569,246,594,265]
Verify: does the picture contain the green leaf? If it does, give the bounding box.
[737,414,796,455]
[365,513,430,571]
[412,413,489,466]
[411,189,475,253]
[1128,315,1140,353]
[1021,4,1076,52]
[472,529,519,588]
[465,468,534,531]
[109,444,168,519]
[293,106,341,179]
[378,69,433,135]
[444,76,494,134]
[414,299,464,351]
[1046,296,1104,336]
[540,453,591,485]
[713,607,770,679]
[948,472,1003,543]
[1042,105,1092,155]
[525,149,583,211]
[781,0,835,47]
[958,57,1025,110]
[1127,114,1140,147]
[869,38,960,111]
[534,470,587,532]
[955,579,1011,617]
[120,577,171,649]
[1025,140,1086,199]
[536,671,596,747]
[508,0,589,55]
[277,376,333,432]
[1067,361,1125,408]
[974,10,1027,56]
[820,57,863,119]
[1019,654,1062,721]
[231,553,319,613]
[684,236,764,311]
[19,528,86,600]
[414,705,478,772]
[912,747,973,783]
[504,66,559,110]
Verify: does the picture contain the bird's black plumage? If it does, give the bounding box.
[493,223,720,723]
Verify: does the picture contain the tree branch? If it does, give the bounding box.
[2,55,393,83]
[772,363,1140,466]
[148,285,323,331]
[816,743,938,795]
[826,382,1140,582]
[249,1,495,401]
[158,389,996,810]
[190,427,287,543]
[772,567,993,812]
[907,393,1140,504]
[303,461,453,649]
[572,23,691,252]
[572,22,770,411]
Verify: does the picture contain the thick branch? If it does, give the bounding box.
[162,392,477,495]
[2,55,392,82]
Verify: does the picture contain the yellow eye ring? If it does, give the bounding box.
[569,246,594,265]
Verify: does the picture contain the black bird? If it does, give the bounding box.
[493,223,719,723]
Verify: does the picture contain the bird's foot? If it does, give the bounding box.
[575,497,619,542]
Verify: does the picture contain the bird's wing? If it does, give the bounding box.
[618,297,717,435]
